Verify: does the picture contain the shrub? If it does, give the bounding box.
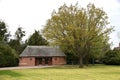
[0,44,18,67]
[102,50,120,65]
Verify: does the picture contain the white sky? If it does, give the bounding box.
[0,0,120,48]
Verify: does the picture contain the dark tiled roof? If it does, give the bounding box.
[19,46,66,57]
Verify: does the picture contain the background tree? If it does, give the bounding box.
[9,27,26,55]
[15,27,25,42]
[43,3,113,68]
[86,35,111,65]
[27,30,48,45]
[0,20,18,67]
[102,49,120,65]
[0,21,10,43]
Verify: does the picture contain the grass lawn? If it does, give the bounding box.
[0,64,120,80]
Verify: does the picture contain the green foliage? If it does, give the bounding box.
[8,39,21,54]
[0,44,18,67]
[102,50,120,65]
[15,27,25,41]
[0,21,7,41]
[27,30,48,45]
[0,21,18,67]
[43,3,113,67]
[9,27,26,55]
[0,21,10,42]
[65,52,79,64]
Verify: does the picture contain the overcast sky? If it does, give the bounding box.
[0,0,120,48]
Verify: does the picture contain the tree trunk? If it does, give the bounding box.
[79,56,84,68]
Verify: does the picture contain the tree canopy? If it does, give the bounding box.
[9,27,26,55]
[27,30,48,45]
[43,3,113,67]
[0,21,10,42]
[102,49,120,65]
[0,44,18,67]
[15,27,25,42]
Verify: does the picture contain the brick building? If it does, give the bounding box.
[19,46,66,66]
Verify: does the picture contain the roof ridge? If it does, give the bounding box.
[27,46,59,48]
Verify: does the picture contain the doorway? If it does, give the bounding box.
[35,57,52,65]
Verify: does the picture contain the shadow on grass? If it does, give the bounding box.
[43,64,118,69]
[43,65,86,69]
[101,71,120,74]
[0,70,22,77]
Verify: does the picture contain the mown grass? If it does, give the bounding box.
[0,64,120,80]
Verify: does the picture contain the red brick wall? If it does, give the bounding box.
[19,56,66,66]
[19,57,35,66]
[52,57,66,65]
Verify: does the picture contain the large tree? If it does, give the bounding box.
[27,30,48,45]
[43,3,113,67]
